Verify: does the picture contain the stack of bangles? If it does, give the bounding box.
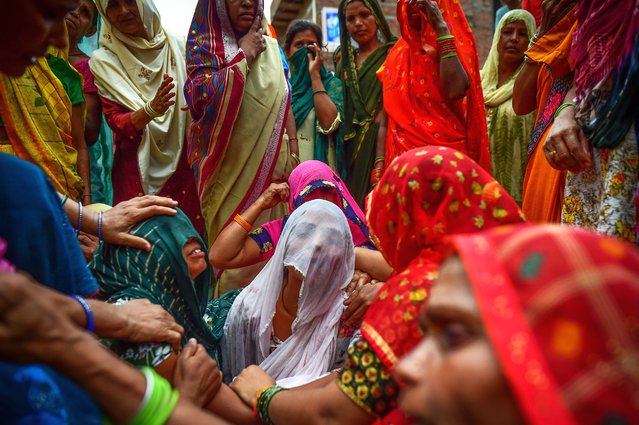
[253,385,287,425]
[234,213,253,232]
[437,34,457,60]
[143,101,163,119]
[370,155,385,187]
[110,367,179,425]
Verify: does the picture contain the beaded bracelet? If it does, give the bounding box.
[256,385,287,425]
[553,102,575,120]
[76,201,83,237]
[312,89,328,96]
[70,294,95,332]
[234,213,253,232]
[129,367,180,425]
[441,52,458,60]
[97,211,104,241]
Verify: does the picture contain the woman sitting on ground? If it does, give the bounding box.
[222,199,357,386]
[229,146,526,425]
[210,160,393,291]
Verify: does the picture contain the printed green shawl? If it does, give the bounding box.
[90,209,220,356]
[289,46,346,177]
[338,0,396,206]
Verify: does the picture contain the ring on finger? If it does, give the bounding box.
[548,149,558,157]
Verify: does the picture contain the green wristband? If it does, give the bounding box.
[440,52,458,60]
[436,34,455,42]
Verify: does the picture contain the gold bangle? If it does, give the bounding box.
[290,152,301,165]
[233,213,252,232]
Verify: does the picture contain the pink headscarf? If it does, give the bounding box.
[259,161,373,255]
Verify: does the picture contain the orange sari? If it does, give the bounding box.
[521,12,577,223]
[378,0,490,172]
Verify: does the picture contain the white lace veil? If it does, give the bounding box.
[222,199,355,386]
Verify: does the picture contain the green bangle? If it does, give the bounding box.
[60,194,69,207]
[257,385,288,425]
[440,52,458,60]
[436,34,455,42]
[374,155,385,162]
[129,367,180,425]
[553,102,576,120]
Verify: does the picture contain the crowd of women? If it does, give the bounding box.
[0,0,637,424]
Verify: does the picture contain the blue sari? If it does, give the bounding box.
[0,153,102,424]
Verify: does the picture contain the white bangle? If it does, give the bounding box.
[143,101,162,119]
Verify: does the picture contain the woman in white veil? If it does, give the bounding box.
[222,199,356,387]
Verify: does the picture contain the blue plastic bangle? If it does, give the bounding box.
[70,294,95,332]
[97,211,103,241]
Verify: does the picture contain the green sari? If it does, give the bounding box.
[289,46,345,177]
[338,0,396,206]
[90,210,223,359]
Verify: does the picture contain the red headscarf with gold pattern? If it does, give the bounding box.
[361,146,525,369]
[451,224,639,425]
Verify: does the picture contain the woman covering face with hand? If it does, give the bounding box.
[285,20,345,175]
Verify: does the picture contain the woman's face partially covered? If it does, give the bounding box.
[182,238,207,280]
[395,256,526,425]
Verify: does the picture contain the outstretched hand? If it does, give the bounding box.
[101,195,178,251]
[150,74,176,115]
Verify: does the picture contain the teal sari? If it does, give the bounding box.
[90,210,223,358]
[289,46,346,177]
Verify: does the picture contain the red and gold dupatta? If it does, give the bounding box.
[362,146,525,370]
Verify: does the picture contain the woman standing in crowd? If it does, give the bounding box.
[514,0,576,222]
[222,200,356,386]
[91,0,204,234]
[229,146,526,425]
[338,0,396,206]
[545,0,638,244]
[67,0,115,205]
[185,0,295,292]
[482,9,537,204]
[379,0,490,178]
[0,51,90,203]
[285,20,345,175]
[397,224,639,425]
